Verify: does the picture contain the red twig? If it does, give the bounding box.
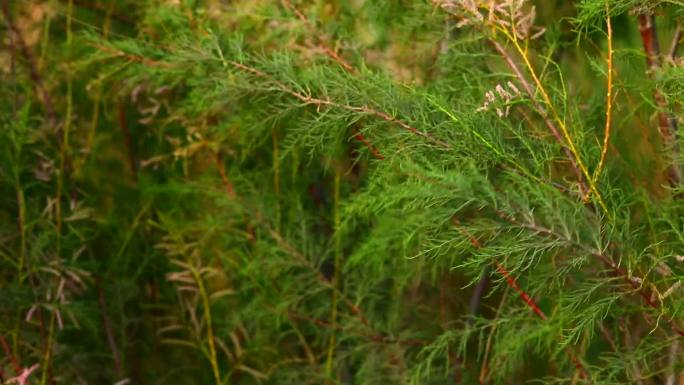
[117,103,137,180]
[637,13,680,185]
[494,209,684,338]
[215,153,236,198]
[214,152,256,243]
[0,335,21,374]
[353,131,385,160]
[493,262,546,320]
[452,219,592,382]
[97,285,124,376]
[454,218,547,319]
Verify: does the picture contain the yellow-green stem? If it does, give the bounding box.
[273,129,281,230]
[56,0,74,255]
[39,311,56,385]
[593,3,613,183]
[85,0,115,158]
[502,29,610,217]
[16,186,25,280]
[192,267,222,385]
[325,167,342,379]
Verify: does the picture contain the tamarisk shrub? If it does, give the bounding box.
[1,0,684,384]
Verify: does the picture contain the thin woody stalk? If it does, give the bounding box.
[452,220,592,382]
[56,0,74,257]
[213,159,373,330]
[495,33,609,216]
[280,0,385,160]
[431,0,608,213]
[637,13,680,185]
[494,209,684,338]
[325,167,342,380]
[191,266,222,385]
[489,40,588,197]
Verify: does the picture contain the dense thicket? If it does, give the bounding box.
[2,0,684,384]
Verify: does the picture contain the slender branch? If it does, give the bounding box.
[637,13,680,185]
[38,311,56,385]
[97,285,124,376]
[451,219,592,383]
[190,266,222,385]
[495,35,609,216]
[468,266,491,318]
[0,335,21,375]
[493,262,546,320]
[117,103,138,180]
[280,0,386,160]
[489,41,589,197]
[280,0,355,73]
[262,222,371,328]
[594,4,613,182]
[494,209,684,338]
[668,22,682,60]
[478,286,508,384]
[620,319,645,385]
[226,60,451,148]
[325,167,342,379]
[665,338,679,385]
[211,157,374,330]
[496,262,590,385]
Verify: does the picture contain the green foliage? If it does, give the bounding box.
[2,0,684,384]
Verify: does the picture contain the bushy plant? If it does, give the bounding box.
[2,1,684,384]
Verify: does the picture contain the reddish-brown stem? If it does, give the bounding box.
[97,285,124,376]
[455,217,546,319]
[214,152,255,243]
[0,335,21,374]
[452,218,592,382]
[117,103,137,180]
[494,209,684,338]
[215,153,236,198]
[353,131,385,160]
[493,262,546,320]
[637,13,680,185]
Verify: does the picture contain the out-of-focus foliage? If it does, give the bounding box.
[1,1,684,384]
